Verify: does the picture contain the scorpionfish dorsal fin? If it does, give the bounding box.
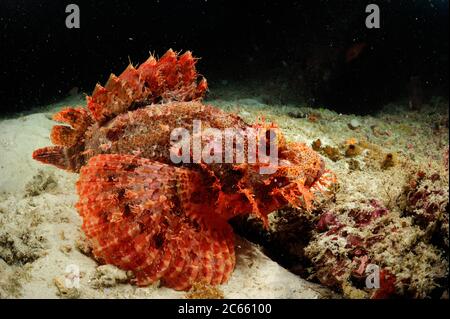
[86,49,208,123]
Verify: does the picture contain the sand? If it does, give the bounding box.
[0,85,448,298]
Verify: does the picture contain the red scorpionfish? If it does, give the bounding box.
[32,49,337,290]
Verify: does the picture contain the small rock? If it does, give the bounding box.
[54,276,81,299]
[311,139,322,151]
[348,159,361,171]
[186,282,224,299]
[348,119,361,130]
[91,265,129,288]
[59,244,72,255]
[75,235,92,256]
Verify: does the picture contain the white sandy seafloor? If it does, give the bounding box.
[0,82,448,299]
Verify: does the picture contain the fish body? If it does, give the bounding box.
[33,50,336,290]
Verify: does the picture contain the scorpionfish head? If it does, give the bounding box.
[231,123,337,227]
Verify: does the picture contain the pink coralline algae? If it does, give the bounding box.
[305,199,448,298]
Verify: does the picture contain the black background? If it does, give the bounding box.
[0,298,448,316]
[0,0,448,114]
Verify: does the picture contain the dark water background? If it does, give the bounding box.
[0,0,448,114]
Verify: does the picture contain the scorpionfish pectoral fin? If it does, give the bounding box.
[75,154,235,290]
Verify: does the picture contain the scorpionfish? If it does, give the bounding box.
[32,49,336,290]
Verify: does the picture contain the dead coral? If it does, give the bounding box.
[305,199,448,299]
[402,170,449,249]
